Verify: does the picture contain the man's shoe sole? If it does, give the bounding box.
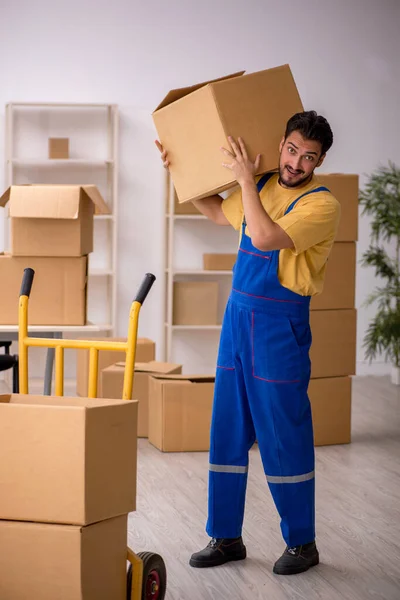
[189,550,247,569]
[273,554,319,575]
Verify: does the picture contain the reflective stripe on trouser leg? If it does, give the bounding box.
[206,302,256,539]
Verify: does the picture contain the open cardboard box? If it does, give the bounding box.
[0,394,138,525]
[148,374,215,452]
[0,184,110,256]
[102,360,182,437]
[153,64,303,203]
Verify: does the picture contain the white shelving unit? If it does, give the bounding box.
[163,172,238,370]
[3,102,119,334]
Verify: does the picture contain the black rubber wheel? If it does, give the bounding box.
[126,552,167,600]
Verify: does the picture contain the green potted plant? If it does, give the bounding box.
[359,161,400,385]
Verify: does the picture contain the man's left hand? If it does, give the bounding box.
[221,136,261,187]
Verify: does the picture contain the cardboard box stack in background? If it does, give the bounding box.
[309,174,359,446]
[0,393,138,598]
[0,184,110,325]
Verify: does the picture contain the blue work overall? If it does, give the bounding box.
[206,173,330,547]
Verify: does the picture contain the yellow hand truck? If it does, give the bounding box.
[18,267,166,600]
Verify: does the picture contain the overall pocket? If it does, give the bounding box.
[252,312,310,383]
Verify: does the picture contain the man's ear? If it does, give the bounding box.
[279,136,285,153]
[317,153,326,168]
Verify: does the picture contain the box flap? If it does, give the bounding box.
[81,185,110,215]
[150,374,215,383]
[154,71,245,111]
[1,185,110,219]
[113,360,182,375]
[0,393,134,409]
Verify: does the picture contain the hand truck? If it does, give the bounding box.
[18,267,166,600]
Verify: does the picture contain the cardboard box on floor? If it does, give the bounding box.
[0,184,110,257]
[0,516,127,600]
[0,394,138,525]
[102,361,182,437]
[148,374,214,452]
[173,281,219,325]
[310,309,357,378]
[309,376,352,446]
[76,337,156,397]
[316,174,359,242]
[153,64,303,204]
[0,254,87,325]
[311,243,356,311]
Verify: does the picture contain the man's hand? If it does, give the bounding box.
[221,136,261,187]
[155,140,170,169]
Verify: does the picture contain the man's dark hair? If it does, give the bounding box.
[284,111,333,156]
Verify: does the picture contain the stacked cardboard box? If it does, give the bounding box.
[309,174,358,446]
[0,393,138,598]
[0,184,110,325]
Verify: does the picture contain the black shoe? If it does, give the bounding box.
[189,537,247,568]
[273,541,319,575]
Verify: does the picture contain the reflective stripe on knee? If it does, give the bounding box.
[266,470,315,484]
[209,464,248,474]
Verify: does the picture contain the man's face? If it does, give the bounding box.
[279,131,325,188]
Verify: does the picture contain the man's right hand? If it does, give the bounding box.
[155,140,170,169]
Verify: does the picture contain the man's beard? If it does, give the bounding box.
[278,164,312,188]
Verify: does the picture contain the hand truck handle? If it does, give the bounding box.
[134,273,156,305]
[20,268,35,297]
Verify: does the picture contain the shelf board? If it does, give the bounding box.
[166,214,207,220]
[94,214,114,221]
[165,323,222,331]
[89,269,113,277]
[10,159,114,167]
[8,102,114,108]
[167,269,233,276]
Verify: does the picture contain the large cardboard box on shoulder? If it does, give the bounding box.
[310,309,357,378]
[0,253,87,325]
[0,515,127,600]
[0,394,138,524]
[148,374,214,452]
[308,376,352,446]
[0,184,110,256]
[102,360,182,437]
[153,64,303,204]
[311,242,356,311]
[76,336,156,397]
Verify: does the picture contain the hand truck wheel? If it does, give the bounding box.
[127,552,167,600]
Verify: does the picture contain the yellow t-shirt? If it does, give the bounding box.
[221,172,341,296]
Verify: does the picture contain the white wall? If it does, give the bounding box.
[1,0,399,376]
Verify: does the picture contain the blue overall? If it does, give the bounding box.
[206,173,330,547]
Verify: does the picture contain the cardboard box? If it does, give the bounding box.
[173,281,219,325]
[148,374,214,452]
[309,376,352,446]
[169,190,200,215]
[311,243,356,310]
[76,337,156,397]
[49,137,69,159]
[0,515,127,600]
[310,309,357,378]
[316,174,359,241]
[0,394,138,524]
[102,360,182,437]
[153,64,303,203]
[0,184,110,256]
[203,253,237,271]
[0,254,87,325]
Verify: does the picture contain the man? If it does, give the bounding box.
[155,110,340,575]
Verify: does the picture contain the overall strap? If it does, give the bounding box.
[284,185,330,215]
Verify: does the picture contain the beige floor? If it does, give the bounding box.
[1,375,399,599]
